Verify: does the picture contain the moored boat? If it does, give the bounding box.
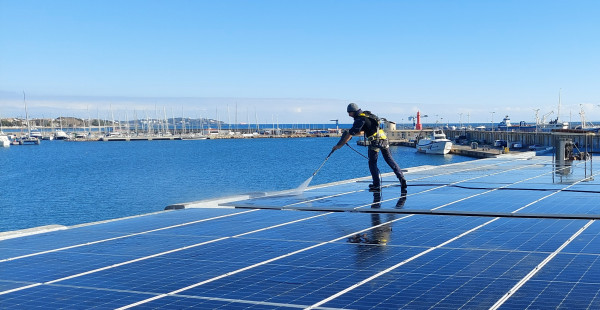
[416,129,453,155]
[536,118,569,132]
[21,92,41,145]
[0,133,10,147]
[54,130,69,140]
[29,129,42,139]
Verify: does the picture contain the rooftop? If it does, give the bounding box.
[1,153,600,309]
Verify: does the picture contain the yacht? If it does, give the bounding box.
[29,129,43,139]
[0,133,10,147]
[19,136,41,145]
[416,129,453,155]
[54,129,69,140]
[0,116,9,147]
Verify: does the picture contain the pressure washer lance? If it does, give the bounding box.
[312,149,335,177]
[294,150,335,194]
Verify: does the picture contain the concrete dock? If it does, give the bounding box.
[389,128,600,152]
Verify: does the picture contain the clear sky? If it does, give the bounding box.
[1,0,598,125]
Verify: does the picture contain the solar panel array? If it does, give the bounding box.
[1,154,600,309]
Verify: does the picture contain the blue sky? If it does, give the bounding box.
[1,0,598,124]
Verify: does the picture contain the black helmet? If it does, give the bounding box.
[347,103,360,113]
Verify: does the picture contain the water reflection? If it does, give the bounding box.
[348,192,407,245]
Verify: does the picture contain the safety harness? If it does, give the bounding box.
[359,111,387,141]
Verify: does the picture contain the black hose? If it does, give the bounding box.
[345,142,368,160]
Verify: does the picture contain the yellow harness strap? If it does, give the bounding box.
[359,113,387,140]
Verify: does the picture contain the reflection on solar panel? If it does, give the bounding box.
[2,154,600,309]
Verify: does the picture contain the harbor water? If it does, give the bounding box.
[0,137,474,232]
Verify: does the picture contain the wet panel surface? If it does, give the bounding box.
[2,155,600,309]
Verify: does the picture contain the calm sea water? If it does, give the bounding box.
[0,138,473,232]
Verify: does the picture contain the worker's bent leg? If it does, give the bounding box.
[381,147,404,180]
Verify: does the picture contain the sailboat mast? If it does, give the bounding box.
[110,105,116,133]
[255,109,259,132]
[557,89,562,123]
[23,91,31,135]
[227,104,231,133]
[97,108,101,136]
[163,107,167,135]
[181,107,185,135]
[171,108,175,136]
[87,105,91,135]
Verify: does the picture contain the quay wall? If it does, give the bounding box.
[387,128,600,152]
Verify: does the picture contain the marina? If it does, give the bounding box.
[2,0,599,308]
[0,137,475,233]
[4,122,600,162]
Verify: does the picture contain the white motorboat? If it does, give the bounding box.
[0,133,10,147]
[54,130,69,140]
[0,115,9,147]
[29,129,43,139]
[19,136,41,145]
[416,129,453,155]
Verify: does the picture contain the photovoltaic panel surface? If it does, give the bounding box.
[2,154,600,309]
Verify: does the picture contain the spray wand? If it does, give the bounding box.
[311,150,335,177]
[293,150,335,194]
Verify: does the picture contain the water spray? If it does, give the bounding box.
[293,150,335,194]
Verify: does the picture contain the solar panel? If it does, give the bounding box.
[2,154,600,309]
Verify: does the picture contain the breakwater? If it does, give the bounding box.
[387,128,600,152]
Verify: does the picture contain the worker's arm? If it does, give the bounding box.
[332,116,365,152]
[332,130,355,152]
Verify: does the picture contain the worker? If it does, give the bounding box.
[332,103,407,192]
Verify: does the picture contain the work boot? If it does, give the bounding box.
[368,184,381,192]
[400,179,408,193]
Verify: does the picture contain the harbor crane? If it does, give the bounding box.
[541,111,554,124]
[408,114,428,128]
[533,109,540,125]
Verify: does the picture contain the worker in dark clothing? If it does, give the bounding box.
[332,103,407,192]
